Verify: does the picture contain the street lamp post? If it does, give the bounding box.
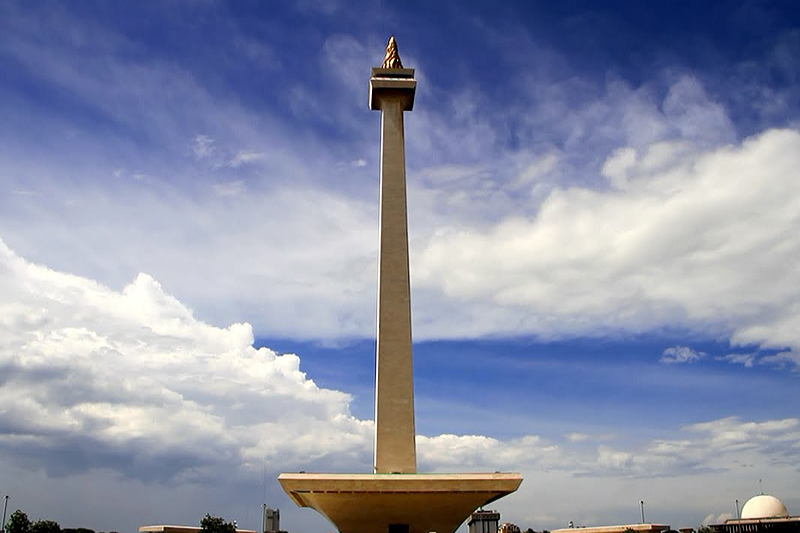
[261,504,266,533]
[640,500,645,524]
[2,495,9,533]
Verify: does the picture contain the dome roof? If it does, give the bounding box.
[740,495,789,519]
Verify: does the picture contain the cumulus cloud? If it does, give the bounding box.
[661,346,705,364]
[718,352,757,368]
[715,349,799,370]
[4,232,795,462]
[417,434,559,471]
[1,237,573,482]
[419,417,800,483]
[760,350,800,372]
[2,6,798,374]
[601,147,637,189]
[2,236,800,531]
[686,417,800,456]
[573,417,800,479]
[413,128,800,371]
[703,513,733,526]
[0,238,372,482]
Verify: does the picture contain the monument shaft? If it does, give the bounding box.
[375,94,416,474]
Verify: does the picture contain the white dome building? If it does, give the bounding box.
[740,494,790,519]
[711,493,798,533]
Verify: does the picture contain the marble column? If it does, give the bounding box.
[369,66,417,474]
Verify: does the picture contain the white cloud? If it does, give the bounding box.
[567,432,590,442]
[565,416,800,481]
[2,236,799,531]
[662,76,735,145]
[760,350,800,372]
[1,5,798,384]
[193,134,215,159]
[661,346,705,364]
[517,152,560,186]
[703,513,733,526]
[213,179,246,197]
[601,147,637,189]
[0,237,373,482]
[718,353,757,368]
[229,150,266,168]
[685,417,800,454]
[417,434,560,471]
[413,128,800,370]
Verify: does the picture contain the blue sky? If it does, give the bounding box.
[1,1,800,532]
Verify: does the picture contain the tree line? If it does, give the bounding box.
[4,510,119,533]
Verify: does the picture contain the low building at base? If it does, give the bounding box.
[140,527,256,533]
[551,524,671,533]
[709,516,800,533]
[499,522,521,533]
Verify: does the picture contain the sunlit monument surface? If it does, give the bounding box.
[278,37,522,533]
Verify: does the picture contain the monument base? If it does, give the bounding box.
[278,472,522,533]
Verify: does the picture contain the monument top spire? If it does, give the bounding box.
[382,35,403,69]
[369,38,415,111]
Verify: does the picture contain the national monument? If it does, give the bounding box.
[278,37,523,533]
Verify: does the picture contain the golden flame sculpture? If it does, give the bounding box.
[382,35,403,69]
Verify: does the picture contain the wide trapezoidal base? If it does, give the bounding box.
[278,472,523,533]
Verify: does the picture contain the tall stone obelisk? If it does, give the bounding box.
[279,38,522,533]
[370,35,418,475]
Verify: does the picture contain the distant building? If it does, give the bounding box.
[710,494,800,533]
[499,523,521,533]
[264,508,280,533]
[469,510,501,533]
[139,526,255,533]
[551,524,671,533]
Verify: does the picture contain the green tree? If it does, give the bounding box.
[199,515,236,533]
[30,520,61,533]
[6,510,31,533]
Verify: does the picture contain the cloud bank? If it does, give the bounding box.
[413,128,800,367]
[1,239,798,530]
[0,238,372,482]
[1,3,798,372]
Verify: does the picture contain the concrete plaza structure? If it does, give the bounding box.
[279,37,522,533]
